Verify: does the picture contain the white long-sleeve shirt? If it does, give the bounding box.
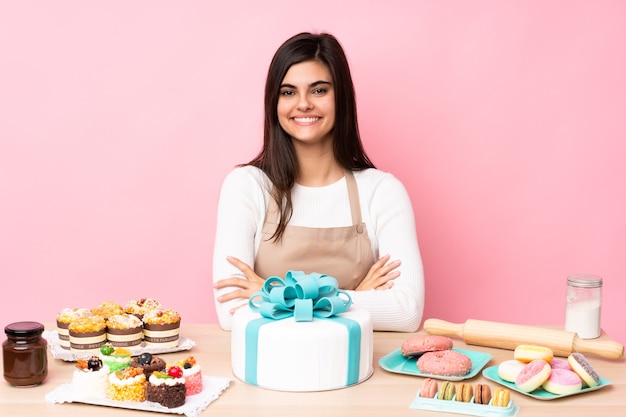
[212,165,424,332]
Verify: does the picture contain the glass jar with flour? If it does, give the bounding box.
[565,274,602,339]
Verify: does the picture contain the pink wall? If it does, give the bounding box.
[1,2,625,345]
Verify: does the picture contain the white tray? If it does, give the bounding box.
[45,375,231,417]
[44,330,196,361]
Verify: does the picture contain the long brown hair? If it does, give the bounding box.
[246,32,375,241]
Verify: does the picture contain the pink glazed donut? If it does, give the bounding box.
[542,368,583,395]
[401,335,453,357]
[515,359,551,392]
[417,350,472,376]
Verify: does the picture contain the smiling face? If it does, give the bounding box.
[277,60,336,148]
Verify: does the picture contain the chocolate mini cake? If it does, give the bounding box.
[147,366,186,408]
[130,353,166,379]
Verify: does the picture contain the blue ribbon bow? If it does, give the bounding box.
[248,270,352,321]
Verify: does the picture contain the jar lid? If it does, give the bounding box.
[567,274,603,288]
[4,321,45,337]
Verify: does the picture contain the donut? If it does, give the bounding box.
[550,358,572,371]
[542,368,582,395]
[497,359,526,383]
[513,345,554,363]
[515,359,552,392]
[455,383,473,402]
[437,381,456,400]
[568,353,601,387]
[492,387,511,407]
[474,383,491,404]
[401,335,453,357]
[419,378,438,398]
[417,350,472,376]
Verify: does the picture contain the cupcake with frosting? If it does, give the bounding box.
[56,308,93,349]
[72,356,110,399]
[147,365,186,408]
[91,301,124,320]
[99,343,132,373]
[107,367,147,402]
[106,314,143,347]
[68,316,107,357]
[142,309,181,348]
[124,298,162,320]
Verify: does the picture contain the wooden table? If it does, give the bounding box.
[2,323,625,416]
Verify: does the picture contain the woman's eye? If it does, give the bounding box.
[312,88,327,94]
[280,90,295,96]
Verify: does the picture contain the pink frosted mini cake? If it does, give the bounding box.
[170,356,202,395]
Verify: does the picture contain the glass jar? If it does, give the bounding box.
[3,321,48,387]
[564,274,602,339]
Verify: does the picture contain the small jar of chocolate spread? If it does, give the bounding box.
[3,321,48,387]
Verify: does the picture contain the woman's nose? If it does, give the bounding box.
[297,94,312,111]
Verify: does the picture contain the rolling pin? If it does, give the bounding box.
[423,318,624,360]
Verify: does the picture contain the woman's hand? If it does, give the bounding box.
[214,256,265,313]
[355,254,400,291]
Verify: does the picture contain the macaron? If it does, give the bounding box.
[419,378,438,398]
[417,350,473,377]
[515,359,552,392]
[437,381,456,401]
[455,382,473,402]
[514,344,554,363]
[492,387,511,407]
[474,383,491,404]
[542,368,583,395]
[401,335,453,358]
[497,359,526,383]
[568,353,601,387]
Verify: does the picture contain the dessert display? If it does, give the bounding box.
[48,299,191,361]
[68,316,107,355]
[72,357,109,399]
[142,309,181,348]
[106,314,143,347]
[125,298,162,320]
[170,355,203,395]
[231,271,374,391]
[99,344,132,373]
[56,308,93,349]
[106,367,147,402]
[130,352,166,379]
[411,379,517,416]
[483,344,611,400]
[147,366,186,408]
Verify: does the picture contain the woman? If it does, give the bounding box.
[212,32,424,332]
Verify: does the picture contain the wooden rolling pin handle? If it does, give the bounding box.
[423,318,465,339]
[573,335,624,360]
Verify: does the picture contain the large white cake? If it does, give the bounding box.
[231,304,373,391]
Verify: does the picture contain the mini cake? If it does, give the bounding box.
[170,356,202,395]
[107,367,147,402]
[91,301,124,320]
[125,298,162,320]
[143,309,181,348]
[56,308,93,350]
[130,353,166,379]
[68,316,107,356]
[100,343,132,372]
[106,314,143,347]
[72,356,110,399]
[147,366,186,408]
